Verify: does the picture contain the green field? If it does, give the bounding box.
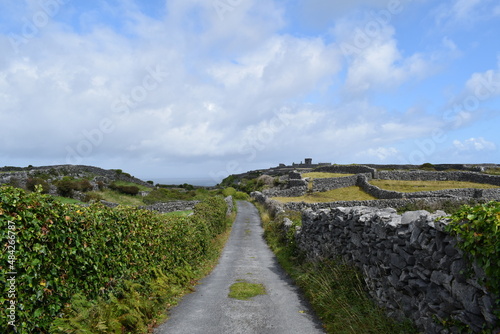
[371,180,500,193]
[273,186,376,203]
[302,172,355,178]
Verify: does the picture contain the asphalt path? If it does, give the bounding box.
[154,201,325,334]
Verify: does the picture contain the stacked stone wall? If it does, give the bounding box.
[311,174,361,192]
[314,164,377,178]
[281,197,480,212]
[262,186,307,198]
[295,207,499,333]
[357,175,404,199]
[140,200,201,213]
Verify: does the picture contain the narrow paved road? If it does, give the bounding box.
[154,201,325,334]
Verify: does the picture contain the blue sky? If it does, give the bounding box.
[0,0,499,184]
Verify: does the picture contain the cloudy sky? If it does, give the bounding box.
[1,0,499,184]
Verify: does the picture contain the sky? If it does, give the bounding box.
[0,0,499,185]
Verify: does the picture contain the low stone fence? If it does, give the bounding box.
[281,197,480,212]
[357,175,403,199]
[295,207,498,333]
[262,186,307,198]
[140,200,201,213]
[311,174,361,192]
[315,164,377,178]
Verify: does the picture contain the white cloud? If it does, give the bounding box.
[358,147,399,161]
[434,0,499,26]
[453,137,496,151]
[335,21,433,97]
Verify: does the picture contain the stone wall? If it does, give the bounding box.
[295,207,499,333]
[311,174,361,192]
[315,164,377,178]
[262,186,307,198]
[140,200,201,213]
[281,197,481,212]
[357,175,404,199]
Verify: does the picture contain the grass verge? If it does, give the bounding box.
[256,203,417,334]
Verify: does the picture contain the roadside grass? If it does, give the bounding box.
[256,204,417,334]
[273,186,376,203]
[371,180,500,193]
[302,172,355,178]
[228,281,266,300]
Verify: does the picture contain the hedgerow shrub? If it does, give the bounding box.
[55,177,93,197]
[109,182,139,196]
[0,186,229,333]
[446,201,500,296]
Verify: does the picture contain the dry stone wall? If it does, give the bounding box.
[315,164,377,177]
[140,200,201,213]
[296,207,498,333]
[378,170,500,186]
[311,174,361,192]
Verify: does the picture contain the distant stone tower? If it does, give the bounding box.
[305,158,312,166]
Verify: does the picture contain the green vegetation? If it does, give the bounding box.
[99,189,145,206]
[485,167,500,175]
[109,181,140,196]
[222,187,250,200]
[445,201,500,331]
[273,186,376,203]
[446,202,500,294]
[163,210,193,217]
[0,186,232,333]
[302,172,354,179]
[371,179,500,193]
[142,187,211,205]
[228,281,266,300]
[111,180,151,192]
[54,177,93,197]
[419,162,436,171]
[257,204,416,334]
[220,173,269,193]
[26,177,50,194]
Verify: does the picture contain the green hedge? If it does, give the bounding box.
[446,201,500,296]
[0,186,229,333]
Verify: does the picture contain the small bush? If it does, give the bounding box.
[97,181,105,190]
[446,201,500,295]
[233,191,250,200]
[419,162,436,171]
[26,177,50,194]
[55,178,76,197]
[109,182,139,196]
[222,187,237,197]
